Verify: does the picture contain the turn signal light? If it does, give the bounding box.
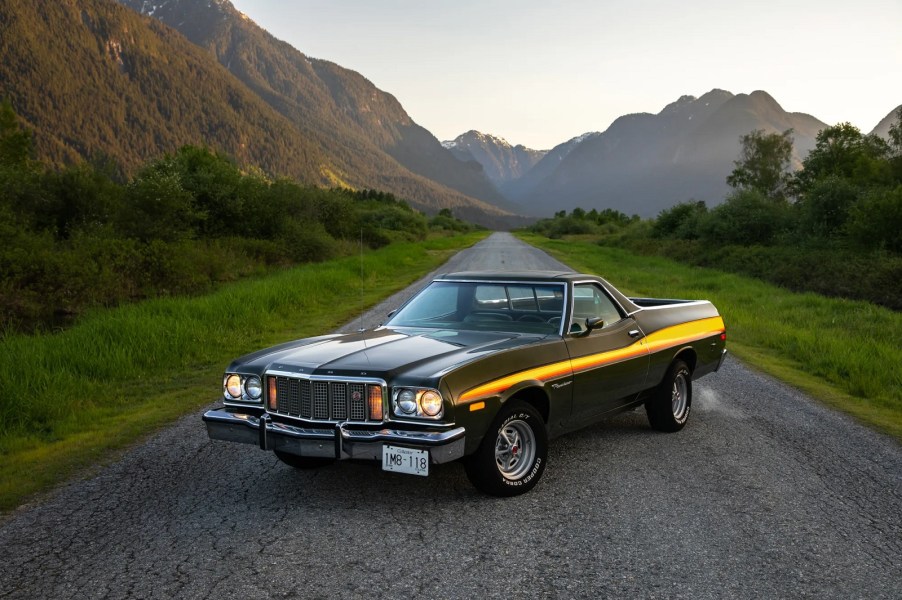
[368,385,383,421]
[268,376,278,410]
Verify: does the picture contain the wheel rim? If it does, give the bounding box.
[494,419,536,481]
[671,371,689,420]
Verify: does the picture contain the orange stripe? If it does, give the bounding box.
[457,316,725,403]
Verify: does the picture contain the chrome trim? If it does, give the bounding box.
[266,371,387,385]
[202,408,466,464]
[626,300,711,317]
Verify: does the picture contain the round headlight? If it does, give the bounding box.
[397,389,417,414]
[225,374,242,398]
[420,390,443,417]
[245,376,262,399]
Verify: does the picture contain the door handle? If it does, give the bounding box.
[628,329,641,338]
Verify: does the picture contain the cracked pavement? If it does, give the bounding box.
[1,232,899,599]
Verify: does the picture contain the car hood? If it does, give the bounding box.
[232,327,549,381]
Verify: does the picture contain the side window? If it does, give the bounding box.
[474,285,508,308]
[572,284,623,330]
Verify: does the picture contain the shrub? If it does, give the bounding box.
[846,185,902,253]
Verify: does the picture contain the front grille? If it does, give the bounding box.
[268,376,383,423]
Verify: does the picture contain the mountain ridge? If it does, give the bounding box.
[115,0,515,216]
[442,130,546,189]
[0,0,516,227]
[509,89,828,217]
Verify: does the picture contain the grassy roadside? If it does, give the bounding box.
[0,232,488,513]
[517,232,902,443]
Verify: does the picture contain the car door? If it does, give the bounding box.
[565,282,650,421]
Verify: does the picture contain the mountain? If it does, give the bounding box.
[0,0,513,227]
[500,131,600,201]
[114,0,514,217]
[511,90,827,217]
[442,131,546,188]
[0,0,324,180]
[871,105,901,139]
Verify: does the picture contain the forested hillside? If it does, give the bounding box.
[0,100,477,332]
[0,0,514,226]
[116,0,512,212]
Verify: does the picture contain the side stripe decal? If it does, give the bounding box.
[458,316,725,403]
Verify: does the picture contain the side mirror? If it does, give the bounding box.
[387,310,396,318]
[585,317,604,331]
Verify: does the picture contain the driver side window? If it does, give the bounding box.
[572,284,623,332]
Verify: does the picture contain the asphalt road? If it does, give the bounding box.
[1,232,899,599]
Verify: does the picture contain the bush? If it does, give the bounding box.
[846,185,902,253]
[698,189,791,246]
[653,201,707,239]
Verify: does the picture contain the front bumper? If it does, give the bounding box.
[203,407,466,464]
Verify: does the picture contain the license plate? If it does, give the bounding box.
[382,445,429,477]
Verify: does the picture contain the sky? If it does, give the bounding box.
[230,0,902,150]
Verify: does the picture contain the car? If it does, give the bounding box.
[203,271,727,496]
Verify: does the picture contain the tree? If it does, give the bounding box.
[0,98,33,167]
[727,129,794,201]
[796,123,891,189]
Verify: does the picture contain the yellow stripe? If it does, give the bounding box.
[457,316,724,403]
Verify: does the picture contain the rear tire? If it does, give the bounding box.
[464,401,547,497]
[645,360,692,432]
[274,450,335,469]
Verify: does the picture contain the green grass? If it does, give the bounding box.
[0,232,488,513]
[518,233,902,442]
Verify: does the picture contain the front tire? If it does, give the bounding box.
[645,359,692,432]
[464,402,548,497]
[274,450,335,469]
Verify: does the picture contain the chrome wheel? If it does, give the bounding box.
[671,370,689,420]
[494,419,536,481]
[465,402,548,496]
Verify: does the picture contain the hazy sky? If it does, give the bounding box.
[230,0,901,150]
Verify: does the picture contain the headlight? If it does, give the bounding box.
[420,391,443,417]
[225,374,242,399]
[397,389,417,414]
[245,376,262,399]
[223,373,263,403]
[392,388,444,420]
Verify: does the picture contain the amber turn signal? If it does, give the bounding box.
[268,376,278,411]
[367,385,383,420]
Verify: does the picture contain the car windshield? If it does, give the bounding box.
[386,281,566,335]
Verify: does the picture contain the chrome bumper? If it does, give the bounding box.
[203,408,466,464]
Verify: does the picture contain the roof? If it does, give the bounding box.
[436,271,586,282]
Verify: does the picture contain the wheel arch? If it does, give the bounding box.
[672,347,697,375]
[505,384,550,424]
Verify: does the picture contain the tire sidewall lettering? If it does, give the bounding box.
[497,410,540,487]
